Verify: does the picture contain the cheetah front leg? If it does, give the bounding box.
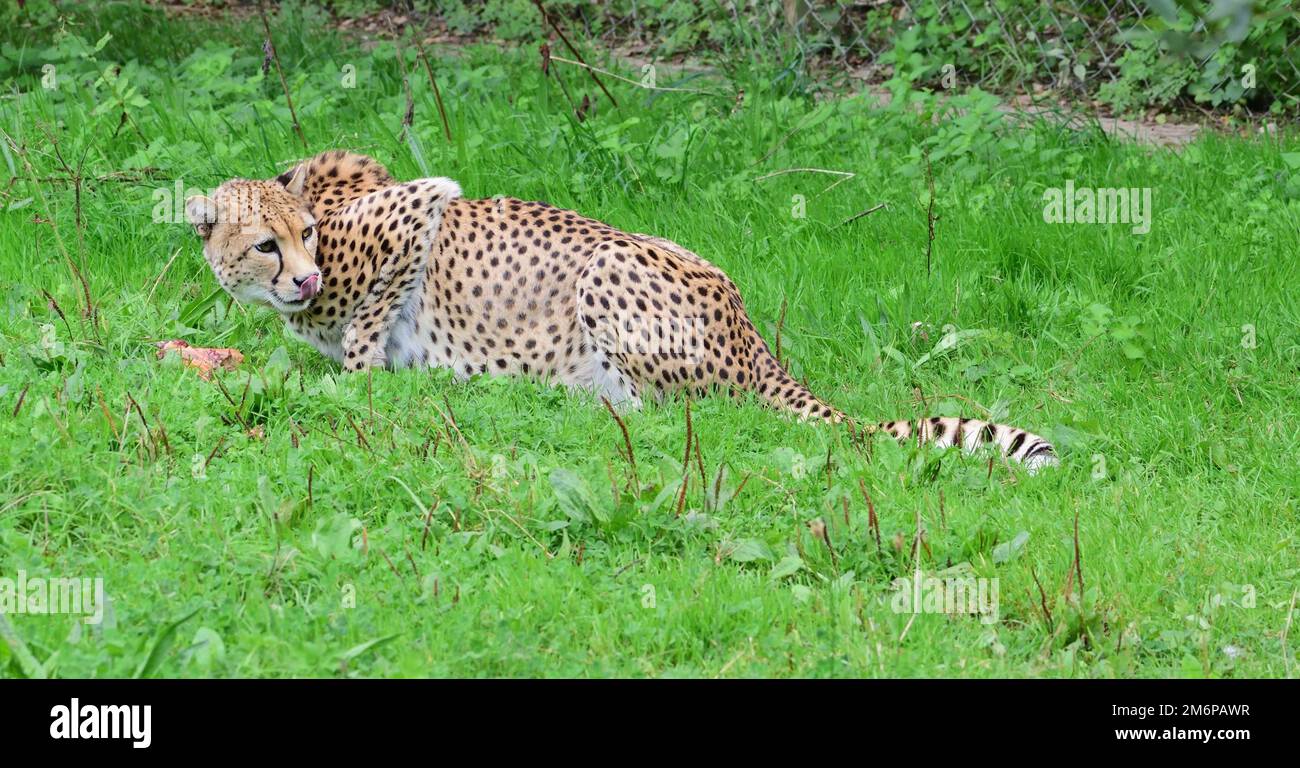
[340,241,429,372]
[337,177,461,372]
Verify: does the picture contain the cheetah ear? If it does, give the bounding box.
[184,195,218,240]
[278,162,308,198]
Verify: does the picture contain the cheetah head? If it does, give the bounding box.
[185,165,321,314]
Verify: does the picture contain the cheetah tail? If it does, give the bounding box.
[751,349,1058,472]
[869,416,1059,473]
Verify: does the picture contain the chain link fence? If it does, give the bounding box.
[463,0,1299,114]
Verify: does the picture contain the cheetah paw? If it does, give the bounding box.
[341,327,387,371]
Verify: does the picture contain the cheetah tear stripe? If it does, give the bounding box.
[191,150,1058,473]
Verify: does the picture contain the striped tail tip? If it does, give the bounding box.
[875,416,1058,473]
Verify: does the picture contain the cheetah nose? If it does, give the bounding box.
[294,273,321,300]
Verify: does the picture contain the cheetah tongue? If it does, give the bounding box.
[298,274,320,300]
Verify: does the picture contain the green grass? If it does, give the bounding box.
[1,2,1298,678]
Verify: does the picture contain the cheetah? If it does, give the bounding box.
[185,150,1057,471]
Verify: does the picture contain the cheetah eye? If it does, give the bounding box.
[301,225,314,241]
[254,239,278,254]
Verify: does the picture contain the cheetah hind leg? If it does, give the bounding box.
[581,341,644,412]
